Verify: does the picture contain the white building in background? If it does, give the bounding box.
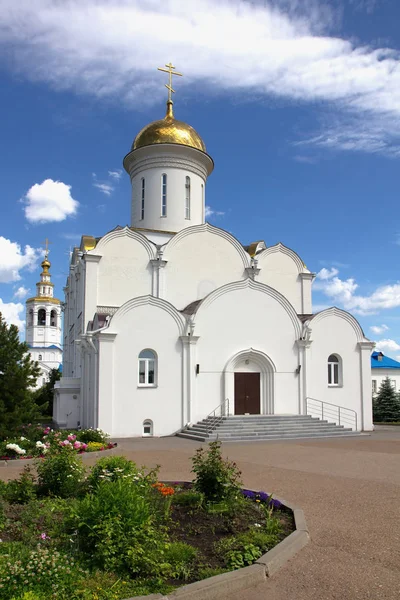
[25,251,63,389]
[53,67,374,434]
[371,351,400,395]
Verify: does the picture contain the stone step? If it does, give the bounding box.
[201,415,316,422]
[193,420,332,431]
[177,429,359,442]
[188,425,352,437]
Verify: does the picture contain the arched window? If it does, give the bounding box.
[141,177,145,220]
[38,354,43,361]
[138,350,157,386]
[37,309,46,326]
[185,176,191,219]
[50,310,57,327]
[143,419,153,437]
[328,354,341,386]
[161,174,167,217]
[28,309,33,326]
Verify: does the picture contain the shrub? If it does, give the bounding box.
[36,448,85,498]
[86,441,106,452]
[4,467,36,504]
[6,498,71,547]
[76,428,109,444]
[171,490,204,508]
[214,524,282,570]
[191,441,242,503]
[69,478,169,575]
[164,541,199,581]
[0,543,87,599]
[87,455,140,487]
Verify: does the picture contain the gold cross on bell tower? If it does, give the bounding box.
[158,62,183,103]
[42,238,52,259]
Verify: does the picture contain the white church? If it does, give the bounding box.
[53,66,374,437]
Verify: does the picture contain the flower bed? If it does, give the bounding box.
[0,442,294,599]
[0,424,115,460]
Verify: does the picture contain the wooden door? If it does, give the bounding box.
[234,373,260,415]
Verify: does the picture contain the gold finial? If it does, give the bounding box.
[157,62,183,106]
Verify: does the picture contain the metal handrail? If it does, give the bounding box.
[306,396,357,431]
[205,398,230,436]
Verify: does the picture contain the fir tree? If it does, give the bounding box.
[0,312,41,438]
[373,377,400,423]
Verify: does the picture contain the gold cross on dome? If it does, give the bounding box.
[157,62,183,102]
[42,238,52,258]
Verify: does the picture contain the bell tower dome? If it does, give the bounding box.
[123,63,213,238]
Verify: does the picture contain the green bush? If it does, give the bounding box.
[88,455,140,487]
[6,498,71,547]
[0,544,87,599]
[76,428,109,444]
[164,541,199,581]
[171,490,204,508]
[191,441,242,503]
[69,478,169,575]
[214,524,281,570]
[4,467,36,504]
[36,448,85,498]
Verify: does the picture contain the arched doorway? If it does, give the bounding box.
[224,348,275,415]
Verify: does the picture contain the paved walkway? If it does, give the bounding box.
[2,427,400,599]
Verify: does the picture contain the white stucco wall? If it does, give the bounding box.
[256,245,311,314]
[192,281,301,423]
[94,229,155,309]
[163,225,250,309]
[305,310,373,430]
[98,298,185,437]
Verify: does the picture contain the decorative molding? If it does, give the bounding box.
[308,307,367,342]
[97,306,119,315]
[93,226,156,260]
[163,223,251,269]
[195,279,302,338]
[128,154,209,180]
[358,341,376,350]
[108,295,186,335]
[245,266,260,280]
[124,143,214,179]
[299,272,316,282]
[84,254,102,264]
[180,335,200,345]
[257,243,308,275]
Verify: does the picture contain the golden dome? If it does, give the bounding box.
[133,101,206,152]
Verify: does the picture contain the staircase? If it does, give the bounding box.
[176,414,362,442]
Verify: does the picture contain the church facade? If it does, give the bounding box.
[53,84,374,436]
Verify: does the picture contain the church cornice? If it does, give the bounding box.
[26,297,61,305]
[306,307,367,342]
[93,226,156,260]
[108,295,186,335]
[257,243,309,274]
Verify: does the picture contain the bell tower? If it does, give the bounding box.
[25,239,62,387]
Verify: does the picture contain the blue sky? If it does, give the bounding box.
[1,0,400,355]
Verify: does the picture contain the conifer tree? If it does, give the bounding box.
[32,367,61,417]
[0,312,41,438]
[373,377,400,423]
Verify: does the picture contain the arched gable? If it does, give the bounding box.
[193,279,302,338]
[91,226,156,259]
[306,307,367,342]
[256,243,308,274]
[163,223,250,267]
[107,295,186,336]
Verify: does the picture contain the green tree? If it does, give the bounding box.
[373,377,400,423]
[32,367,61,417]
[0,312,41,438]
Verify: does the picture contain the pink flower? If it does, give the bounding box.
[40,533,49,540]
[73,441,82,450]
[43,427,51,435]
[67,434,76,442]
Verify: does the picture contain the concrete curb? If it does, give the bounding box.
[126,487,309,600]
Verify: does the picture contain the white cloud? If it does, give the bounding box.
[0,237,41,283]
[1,0,400,157]
[374,339,400,353]
[14,286,30,300]
[0,299,25,331]
[108,169,122,180]
[93,182,114,196]
[205,205,225,218]
[23,179,79,223]
[370,324,389,335]
[316,268,400,315]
